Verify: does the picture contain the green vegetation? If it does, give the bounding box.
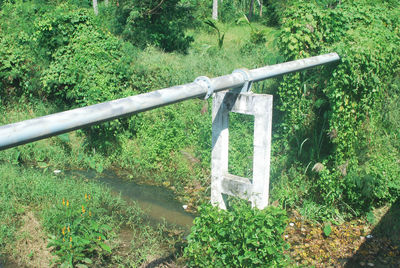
[0,163,179,267]
[46,194,112,266]
[184,201,289,267]
[108,0,194,52]
[274,0,400,217]
[0,0,399,266]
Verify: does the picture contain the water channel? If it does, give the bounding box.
[0,169,195,268]
[67,169,195,229]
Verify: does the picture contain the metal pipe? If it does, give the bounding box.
[0,53,340,151]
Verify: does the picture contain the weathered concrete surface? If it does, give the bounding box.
[211,91,273,209]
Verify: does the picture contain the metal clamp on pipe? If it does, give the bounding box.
[194,76,215,99]
[232,68,252,93]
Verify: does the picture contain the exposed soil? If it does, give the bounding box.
[8,211,54,268]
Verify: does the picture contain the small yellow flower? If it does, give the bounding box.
[89,211,92,217]
[70,237,72,242]
[88,195,91,200]
[98,236,101,241]
[82,205,85,214]
[62,226,66,235]
[67,226,70,233]
[85,193,87,200]
[63,238,65,242]
[62,198,65,206]
[66,200,69,207]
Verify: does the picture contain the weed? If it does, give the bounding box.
[204,19,225,49]
[0,163,174,267]
[184,201,289,267]
[47,195,112,266]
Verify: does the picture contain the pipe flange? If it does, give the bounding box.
[232,68,252,93]
[194,76,214,99]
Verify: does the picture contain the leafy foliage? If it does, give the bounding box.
[204,19,225,49]
[184,201,289,267]
[0,1,45,101]
[111,0,194,53]
[276,0,400,213]
[47,195,112,266]
[41,25,133,106]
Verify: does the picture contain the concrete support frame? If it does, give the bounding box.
[211,91,273,210]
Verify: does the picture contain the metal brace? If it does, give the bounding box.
[232,68,253,93]
[194,76,214,100]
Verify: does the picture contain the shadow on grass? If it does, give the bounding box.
[345,198,400,268]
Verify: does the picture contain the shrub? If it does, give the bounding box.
[112,0,194,53]
[42,26,133,106]
[262,0,290,26]
[0,1,45,100]
[184,201,289,267]
[276,0,400,213]
[33,4,93,59]
[40,12,136,152]
[47,195,112,266]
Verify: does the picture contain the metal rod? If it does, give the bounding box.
[0,53,340,151]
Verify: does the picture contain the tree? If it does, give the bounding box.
[212,0,218,20]
[93,0,98,15]
[248,0,254,20]
[257,0,262,17]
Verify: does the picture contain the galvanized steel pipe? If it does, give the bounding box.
[0,53,340,150]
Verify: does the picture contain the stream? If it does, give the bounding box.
[67,170,195,229]
[0,169,195,268]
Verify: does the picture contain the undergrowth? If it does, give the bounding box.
[0,162,177,267]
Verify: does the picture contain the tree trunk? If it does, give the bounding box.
[256,0,262,17]
[93,0,99,15]
[212,0,218,20]
[248,0,255,20]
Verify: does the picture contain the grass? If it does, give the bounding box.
[0,162,181,267]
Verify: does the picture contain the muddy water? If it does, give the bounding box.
[68,170,195,229]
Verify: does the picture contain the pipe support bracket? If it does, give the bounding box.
[194,76,214,99]
[232,68,252,93]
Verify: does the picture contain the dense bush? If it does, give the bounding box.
[261,0,289,26]
[111,0,194,53]
[0,1,45,101]
[41,23,133,106]
[276,0,400,213]
[184,201,289,267]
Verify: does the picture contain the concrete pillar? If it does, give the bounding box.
[211,91,272,210]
